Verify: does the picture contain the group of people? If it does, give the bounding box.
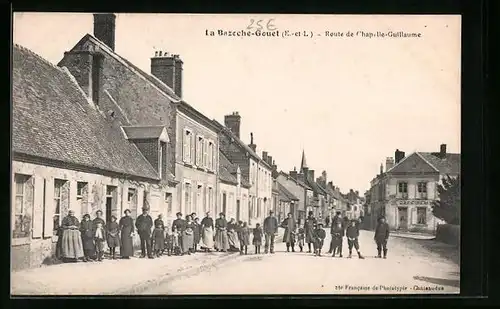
[54,206,391,263]
[278,210,391,259]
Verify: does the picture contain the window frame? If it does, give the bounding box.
[183,128,193,164]
[13,174,31,238]
[53,179,67,236]
[416,207,427,225]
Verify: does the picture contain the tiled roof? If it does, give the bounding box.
[212,120,272,170]
[305,177,327,196]
[218,150,251,188]
[418,152,461,175]
[272,180,280,193]
[82,34,181,103]
[122,126,167,140]
[277,182,299,202]
[12,44,160,180]
[278,171,312,190]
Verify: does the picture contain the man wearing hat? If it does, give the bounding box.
[263,210,279,254]
[135,206,154,259]
[304,211,317,253]
[374,215,390,258]
[328,211,343,254]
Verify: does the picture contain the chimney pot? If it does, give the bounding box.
[151,51,183,97]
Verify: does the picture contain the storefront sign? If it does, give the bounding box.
[396,200,432,206]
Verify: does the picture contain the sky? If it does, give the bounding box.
[13,13,461,193]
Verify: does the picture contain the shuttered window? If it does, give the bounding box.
[203,139,208,168]
[183,129,192,163]
[13,174,33,238]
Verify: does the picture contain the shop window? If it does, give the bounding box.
[417,207,427,224]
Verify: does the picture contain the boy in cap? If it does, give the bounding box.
[313,222,326,256]
[374,216,390,258]
[346,219,364,259]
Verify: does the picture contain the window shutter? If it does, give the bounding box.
[427,181,435,199]
[32,176,44,238]
[190,134,195,165]
[121,184,128,216]
[43,177,54,238]
[69,180,78,218]
[183,131,188,162]
[203,140,208,168]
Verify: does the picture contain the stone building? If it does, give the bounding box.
[213,113,273,227]
[368,145,460,234]
[12,44,170,270]
[276,181,300,224]
[58,13,220,222]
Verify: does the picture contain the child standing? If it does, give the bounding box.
[297,227,305,252]
[164,226,174,256]
[240,222,251,255]
[193,217,201,253]
[252,223,263,254]
[346,219,365,259]
[106,215,120,260]
[153,221,165,257]
[313,223,326,256]
[94,221,106,261]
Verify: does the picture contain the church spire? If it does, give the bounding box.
[300,149,308,173]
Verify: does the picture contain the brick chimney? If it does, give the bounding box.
[385,157,395,171]
[248,132,256,152]
[289,168,298,179]
[262,151,268,163]
[267,155,273,166]
[224,112,241,138]
[308,170,315,182]
[395,149,405,164]
[151,51,183,97]
[93,13,116,51]
[440,144,447,158]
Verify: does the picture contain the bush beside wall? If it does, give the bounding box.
[435,224,460,247]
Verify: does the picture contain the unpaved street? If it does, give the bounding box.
[142,230,460,295]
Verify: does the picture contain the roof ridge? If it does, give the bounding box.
[84,34,181,103]
[14,43,64,73]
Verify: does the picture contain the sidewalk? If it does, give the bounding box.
[11,250,240,295]
[390,231,436,240]
[12,229,285,295]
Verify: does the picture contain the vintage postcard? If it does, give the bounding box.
[11,13,460,295]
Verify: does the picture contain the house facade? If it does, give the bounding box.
[276,181,299,224]
[218,150,251,221]
[12,44,170,270]
[368,145,460,234]
[276,171,313,223]
[214,113,273,227]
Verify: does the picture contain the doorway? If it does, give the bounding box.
[222,193,227,215]
[398,207,408,230]
[105,185,117,223]
[236,200,240,221]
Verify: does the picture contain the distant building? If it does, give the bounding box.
[276,170,312,223]
[368,145,460,234]
[213,113,273,227]
[298,151,328,220]
[276,181,300,224]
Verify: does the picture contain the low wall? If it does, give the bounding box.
[435,224,460,247]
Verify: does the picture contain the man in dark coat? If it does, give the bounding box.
[135,207,154,259]
[328,211,343,254]
[304,211,317,253]
[346,219,364,259]
[263,210,279,254]
[281,213,297,252]
[330,220,345,257]
[374,216,390,258]
[172,212,186,251]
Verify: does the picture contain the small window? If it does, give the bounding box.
[128,188,136,202]
[165,192,172,213]
[417,207,427,224]
[13,174,32,238]
[76,182,88,200]
[398,182,408,194]
[53,179,68,235]
[418,182,427,193]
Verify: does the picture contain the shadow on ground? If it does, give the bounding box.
[413,275,460,288]
[398,237,460,265]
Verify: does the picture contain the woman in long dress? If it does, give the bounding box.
[181,215,195,255]
[227,218,240,252]
[200,211,214,252]
[215,212,230,252]
[60,210,84,262]
[119,209,134,259]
